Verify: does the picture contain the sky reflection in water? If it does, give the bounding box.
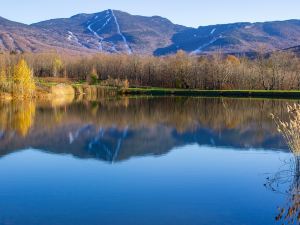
[0,97,298,225]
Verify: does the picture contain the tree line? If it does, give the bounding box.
[0,50,300,90]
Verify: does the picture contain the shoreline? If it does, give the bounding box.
[122,88,300,99]
[3,82,300,100]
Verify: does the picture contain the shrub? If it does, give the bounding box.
[123,79,129,89]
[87,67,99,85]
[226,55,240,65]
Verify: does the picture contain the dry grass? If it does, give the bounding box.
[40,77,74,84]
[271,104,300,155]
[269,104,300,224]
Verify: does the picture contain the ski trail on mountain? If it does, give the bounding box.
[97,17,111,32]
[192,36,219,54]
[67,31,83,47]
[112,126,129,163]
[87,22,104,51]
[110,9,132,54]
[69,125,92,144]
[87,11,119,52]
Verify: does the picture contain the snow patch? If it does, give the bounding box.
[67,31,76,41]
[245,25,254,29]
[87,11,115,52]
[87,21,104,51]
[86,10,132,54]
[66,31,83,47]
[105,10,110,18]
[110,9,132,54]
[97,17,111,32]
[191,37,219,54]
[210,28,216,35]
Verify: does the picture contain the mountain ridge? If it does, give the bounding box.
[0,9,299,55]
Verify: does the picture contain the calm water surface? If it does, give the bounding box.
[0,97,298,225]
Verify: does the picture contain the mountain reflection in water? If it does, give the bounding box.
[0,97,295,162]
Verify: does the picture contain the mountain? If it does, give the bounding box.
[0,97,289,163]
[0,123,287,163]
[285,45,300,56]
[0,16,91,53]
[31,9,186,54]
[0,16,47,53]
[155,20,300,55]
[0,10,300,55]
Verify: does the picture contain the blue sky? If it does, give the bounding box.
[0,0,299,27]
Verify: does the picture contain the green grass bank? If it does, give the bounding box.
[122,88,300,99]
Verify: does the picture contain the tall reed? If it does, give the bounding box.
[271,104,300,156]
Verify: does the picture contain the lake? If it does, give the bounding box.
[0,97,298,225]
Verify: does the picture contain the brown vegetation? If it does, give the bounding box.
[270,104,300,224]
[272,104,300,156]
[0,51,299,91]
[0,97,292,145]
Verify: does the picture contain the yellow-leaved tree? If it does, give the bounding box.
[0,67,7,92]
[226,55,240,65]
[12,59,36,98]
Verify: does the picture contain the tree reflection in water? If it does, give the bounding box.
[0,100,36,137]
[0,97,294,161]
